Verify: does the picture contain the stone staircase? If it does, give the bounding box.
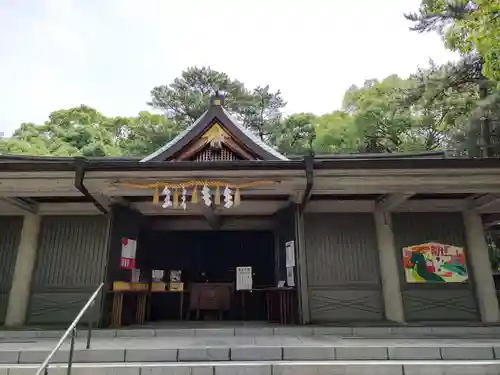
[0,326,500,374]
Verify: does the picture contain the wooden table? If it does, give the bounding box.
[109,289,186,328]
[239,287,295,324]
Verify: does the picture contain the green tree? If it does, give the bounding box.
[272,113,316,155]
[313,111,358,153]
[405,0,500,81]
[309,69,483,155]
[401,55,500,156]
[341,76,416,153]
[148,66,252,126]
[121,111,181,156]
[242,85,287,141]
[0,105,182,158]
[402,59,484,155]
[8,64,492,159]
[148,66,287,142]
[0,106,113,157]
[0,130,51,156]
[405,1,500,156]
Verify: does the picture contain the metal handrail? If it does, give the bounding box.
[35,282,105,375]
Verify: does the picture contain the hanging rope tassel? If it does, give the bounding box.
[234,188,241,206]
[215,185,221,205]
[191,186,199,204]
[153,185,159,204]
[173,188,179,208]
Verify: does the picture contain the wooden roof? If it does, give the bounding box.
[141,92,288,162]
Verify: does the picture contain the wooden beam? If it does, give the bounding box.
[376,193,415,211]
[223,138,257,160]
[0,197,38,214]
[470,194,500,211]
[38,202,100,215]
[178,138,209,160]
[289,192,302,204]
[91,192,111,211]
[201,204,223,230]
[482,213,500,227]
[306,199,469,213]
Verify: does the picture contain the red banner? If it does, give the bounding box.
[120,257,136,270]
[121,238,137,270]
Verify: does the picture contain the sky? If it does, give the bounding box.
[0,0,459,137]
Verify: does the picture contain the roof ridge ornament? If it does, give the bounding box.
[210,90,225,107]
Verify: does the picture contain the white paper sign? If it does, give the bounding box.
[152,270,164,281]
[236,266,253,291]
[286,267,295,287]
[285,241,295,267]
[170,270,182,282]
[131,269,141,283]
[121,238,137,269]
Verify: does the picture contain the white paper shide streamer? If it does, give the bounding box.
[162,187,172,208]
[223,186,233,208]
[201,185,212,206]
[180,187,187,210]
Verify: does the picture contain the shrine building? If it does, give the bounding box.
[1,92,500,328]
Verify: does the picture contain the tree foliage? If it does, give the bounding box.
[149,67,250,126]
[405,0,500,81]
[149,66,286,142]
[405,0,500,156]
[0,105,181,158]
[0,63,496,158]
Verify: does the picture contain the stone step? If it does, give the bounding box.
[1,335,500,363]
[2,326,500,340]
[2,360,500,375]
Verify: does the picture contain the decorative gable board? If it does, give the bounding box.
[140,93,288,162]
[192,144,242,162]
[174,121,256,162]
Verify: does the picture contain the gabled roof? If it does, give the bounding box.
[140,93,288,162]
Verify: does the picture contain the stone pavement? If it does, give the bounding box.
[1,327,500,374]
[1,360,500,375]
[3,325,500,339]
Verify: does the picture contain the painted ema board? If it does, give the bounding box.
[403,242,468,283]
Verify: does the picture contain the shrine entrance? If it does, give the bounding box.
[139,230,276,323]
[104,206,299,328]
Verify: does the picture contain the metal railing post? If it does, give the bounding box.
[86,302,95,350]
[67,327,76,375]
[34,283,104,375]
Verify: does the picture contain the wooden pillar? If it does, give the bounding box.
[5,214,41,327]
[295,207,310,324]
[463,210,500,323]
[374,209,405,323]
